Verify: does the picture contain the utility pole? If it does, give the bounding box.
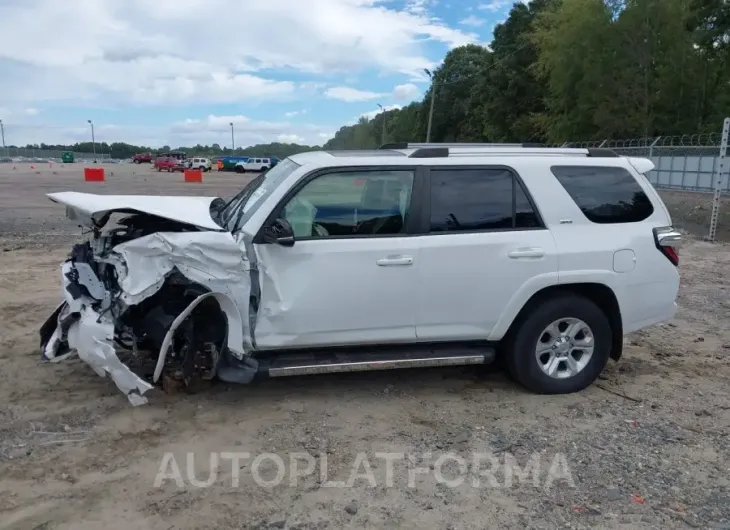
[230,122,235,151]
[377,103,386,146]
[0,119,6,158]
[88,119,96,162]
[424,68,436,142]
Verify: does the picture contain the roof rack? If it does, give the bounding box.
[378,142,619,159]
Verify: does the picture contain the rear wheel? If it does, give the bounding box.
[504,293,611,394]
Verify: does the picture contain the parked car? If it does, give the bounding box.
[153,156,184,172]
[187,157,212,172]
[235,157,272,173]
[133,153,154,164]
[39,143,680,405]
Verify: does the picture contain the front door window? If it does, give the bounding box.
[281,170,414,239]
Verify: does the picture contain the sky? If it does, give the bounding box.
[0,0,528,149]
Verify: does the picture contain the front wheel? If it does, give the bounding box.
[235,166,245,173]
[504,293,611,394]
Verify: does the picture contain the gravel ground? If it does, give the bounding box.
[1,164,729,530]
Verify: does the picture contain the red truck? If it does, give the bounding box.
[132,152,154,164]
[153,156,185,172]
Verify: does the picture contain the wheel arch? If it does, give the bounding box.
[500,283,623,362]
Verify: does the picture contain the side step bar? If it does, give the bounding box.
[255,343,495,378]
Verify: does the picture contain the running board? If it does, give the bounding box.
[255,343,495,378]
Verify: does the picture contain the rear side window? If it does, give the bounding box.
[551,166,654,224]
[429,168,541,232]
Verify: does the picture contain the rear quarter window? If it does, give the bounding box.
[551,165,654,224]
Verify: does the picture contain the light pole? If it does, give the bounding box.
[0,119,6,158]
[230,122,235,151]
[377,104,386,146]
[424,68,436,143]
[87,119,96,162]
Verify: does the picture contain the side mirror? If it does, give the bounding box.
[263,218,295,246]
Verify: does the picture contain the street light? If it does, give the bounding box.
[230,122,235,151]
[424,68,436,143]
[88,119,97,163]
[0,119,6,158]
[377,103,386,146]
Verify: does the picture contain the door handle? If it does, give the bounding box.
[376,255,414,266]
[508,247,545,259]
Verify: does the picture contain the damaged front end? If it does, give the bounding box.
[40,209,258,405]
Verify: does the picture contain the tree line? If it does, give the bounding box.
[324,0,730,149]
[7,0,729,158]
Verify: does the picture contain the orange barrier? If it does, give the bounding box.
[84,167,105,182]
[184,169,203,183]
[217,160,223,170]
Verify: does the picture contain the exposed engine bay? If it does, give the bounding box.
[40,209,256,405]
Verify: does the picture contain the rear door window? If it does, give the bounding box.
[551,166,654,223]
[428,168,541,232]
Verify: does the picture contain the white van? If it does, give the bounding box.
[235,157,271,173]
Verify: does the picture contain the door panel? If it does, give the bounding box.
[415,230,558,340]
[253,238,420,349]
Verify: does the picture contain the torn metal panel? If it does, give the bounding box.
[110,231,253,356]
[40,229,255,405]
[67,306,153,406]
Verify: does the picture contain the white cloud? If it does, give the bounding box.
[392,83,421,102]
[285,109,308,117]
[477,0,513,11]
[460,15,485,27]
[0,0,480,107]
[360,104,401,120]
[324,86,385,102]
[2,114,335,148]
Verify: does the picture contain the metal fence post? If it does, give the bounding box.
[708,117,730,242]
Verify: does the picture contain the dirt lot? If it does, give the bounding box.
[1,163,729,530]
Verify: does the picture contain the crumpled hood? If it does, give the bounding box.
[47,191,224,231]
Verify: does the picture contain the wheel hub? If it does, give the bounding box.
[535,317,595,380]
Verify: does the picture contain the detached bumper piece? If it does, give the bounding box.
[40,261,153,406]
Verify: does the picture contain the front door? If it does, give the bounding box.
[252,167,422,349]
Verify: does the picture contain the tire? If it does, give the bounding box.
[504,293,611,394]
[235,166,245,173]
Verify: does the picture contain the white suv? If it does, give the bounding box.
[187,157,212,172]
[39,143,681,405]
[235,157,271,173]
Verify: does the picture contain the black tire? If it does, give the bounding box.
[504,293,611,394]
[235,166,245,173]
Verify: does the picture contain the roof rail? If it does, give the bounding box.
[380,142,525,149]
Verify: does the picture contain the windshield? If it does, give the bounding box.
[219,157,301,232]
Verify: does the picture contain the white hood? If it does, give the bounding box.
[47,191,224,231]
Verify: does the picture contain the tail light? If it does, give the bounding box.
[653,226,681,266]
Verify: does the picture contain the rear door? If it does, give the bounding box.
[414,166,559,341]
